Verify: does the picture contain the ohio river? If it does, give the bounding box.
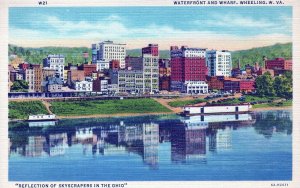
[9,110,292,181]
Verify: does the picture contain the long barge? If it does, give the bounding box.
[27,114,58,122]
[182,104,252,116]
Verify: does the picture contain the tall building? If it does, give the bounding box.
[171,122,207,162]
[142,44,159,94]
[117,70,144,93]
[170,46,208,92]
[31,64,42,92]
[23,64,42,93]
[170,46,206,58]
[25,68,34,92]
[95,41,126,69]
[206,50,232,77]
[43,55,65,81]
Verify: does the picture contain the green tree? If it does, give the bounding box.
[255,72,275,97]
[282,71,293,99]
[11,80,29,92]
[274,76,285,97]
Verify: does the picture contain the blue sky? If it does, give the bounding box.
[9,6,292,50]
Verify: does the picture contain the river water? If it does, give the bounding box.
[9,110,292,181]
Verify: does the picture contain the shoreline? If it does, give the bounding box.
[9,106,292,122]
[251,106,292,111]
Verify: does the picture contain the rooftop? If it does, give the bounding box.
[43,77,63,86]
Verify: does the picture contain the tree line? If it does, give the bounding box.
[255,71,292,99]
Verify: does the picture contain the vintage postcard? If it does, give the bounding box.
[1,0,299,188]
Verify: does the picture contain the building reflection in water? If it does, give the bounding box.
[44,133,68,156]
[209,127,232,152]
[9,113,265,168]
[171,116,210,163]
[26,136,46,157]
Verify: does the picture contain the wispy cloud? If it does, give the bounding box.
[9,11,292,50]
[192,12,292,35]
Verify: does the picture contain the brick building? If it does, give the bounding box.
[265,58,292,70]
[42,68,56,80]
[239,79,255,92]
[31,64,43,92]
[223,78,240,92]
[110,60,120,70]
[159,75,171,91]
[93,76,109,94]
[78,64,97,77]
[67,70,85,87]
[142,43,159,56]
[206,76,225,91]
[170,46,208,92]
[19,62,30,70]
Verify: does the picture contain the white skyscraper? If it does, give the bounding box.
[206,50,232,77]
[97,41,126,69]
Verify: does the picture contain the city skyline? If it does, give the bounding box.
[9,6,292,50]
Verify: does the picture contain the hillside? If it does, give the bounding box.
[9,44,92,65]
[126,49,170,59]
[231,43,292,68]
[9,43,292,67]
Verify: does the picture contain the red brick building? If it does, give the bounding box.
[171,57,207,82]
[170,45,208,90]
[206,76,225,90]
[240,79,255,92]
[142,44,158,56]
[67,70,85,86]
[265,58,292,70]
[78,64,97,77]
[222,78,240,92]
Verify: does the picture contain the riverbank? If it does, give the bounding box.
[8,97,292,121]
[57,111,176,120]
[9,98,173,120]
[251,106,292,111]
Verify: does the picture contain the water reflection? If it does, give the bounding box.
[253,111,292,138]
[9,111,292,170]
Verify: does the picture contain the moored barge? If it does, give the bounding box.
[27,114,58,122]
[182,104,252,116]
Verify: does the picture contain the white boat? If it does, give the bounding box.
[27,114,58,122]
[182,104,252,116]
